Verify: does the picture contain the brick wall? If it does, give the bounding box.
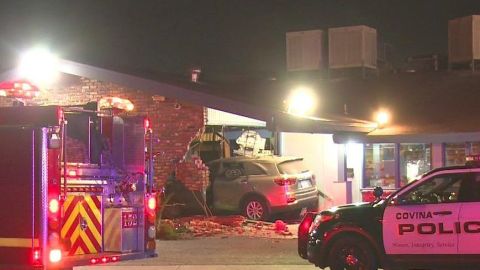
[0,76,208,191]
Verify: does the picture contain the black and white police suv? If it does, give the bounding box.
[298,156,480,270]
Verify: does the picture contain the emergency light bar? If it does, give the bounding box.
[99,97,134,111]
[90,255,120,264]
[465,155,480,167]
[0,80,39,99]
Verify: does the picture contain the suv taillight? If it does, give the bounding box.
[274,176,297,186]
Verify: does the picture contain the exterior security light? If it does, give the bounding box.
[374,109,391,128]
[18,47,60,86]
[286,87,317,116]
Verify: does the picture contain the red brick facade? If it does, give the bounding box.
[0,76,208,191]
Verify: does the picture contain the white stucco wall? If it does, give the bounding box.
[279,132,347,208]
[431,143,444,168]
[345,143,364,203]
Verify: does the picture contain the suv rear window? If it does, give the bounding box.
[278,159,308,175]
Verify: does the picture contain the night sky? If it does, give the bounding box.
[0,0,479,82]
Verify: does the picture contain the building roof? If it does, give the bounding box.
[321,71,480,143]
[202,69,480,143]
[0,59,376,134]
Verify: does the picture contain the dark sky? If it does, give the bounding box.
[0,0,479,81]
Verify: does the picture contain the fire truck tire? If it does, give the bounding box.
[327,235,377,270]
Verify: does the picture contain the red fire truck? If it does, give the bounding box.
[0,101,157,269]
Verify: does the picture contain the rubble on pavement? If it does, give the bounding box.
[161,215,297,239]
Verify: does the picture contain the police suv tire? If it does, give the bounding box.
[242,197,270,221]
[327,236,377,270]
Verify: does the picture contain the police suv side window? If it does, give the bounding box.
[458,172,480,202]
[397,173,470,205]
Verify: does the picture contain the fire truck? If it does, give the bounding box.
[0,98,157,269]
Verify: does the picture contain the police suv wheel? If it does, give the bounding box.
[328,236,377,270]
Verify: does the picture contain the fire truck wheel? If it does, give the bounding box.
[327,235,377,270]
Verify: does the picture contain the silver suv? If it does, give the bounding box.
[207,156,319,220]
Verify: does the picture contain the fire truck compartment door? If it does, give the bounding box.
[103,207,142,252]
[61,195,102,255]
[0,128,36,264]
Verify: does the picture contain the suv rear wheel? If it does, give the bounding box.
[328,236,377,270]
[243,197,269,221]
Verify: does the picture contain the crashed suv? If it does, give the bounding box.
[207,156,319,220]
[299,158,480,270]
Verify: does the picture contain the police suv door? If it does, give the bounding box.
[383,171,472,264]
[457,171,480,257]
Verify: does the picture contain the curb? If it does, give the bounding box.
[75,264,316,270]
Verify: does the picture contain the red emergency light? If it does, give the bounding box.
[147,197,156,211]
[99,97,134,111]
[89,255,120,264]
[0,80,39,99]
[49,249,62,263]
[67,169,77,177]
[32,248,42,265]
[144,118,150,130]
[48,198,59,214]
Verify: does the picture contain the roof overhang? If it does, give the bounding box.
[333,132,480,144]
[271,112,377,134]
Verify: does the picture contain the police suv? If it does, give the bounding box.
[298,156,480,270]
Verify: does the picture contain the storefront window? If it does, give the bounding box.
[445,142,480,166]
[364,143,396,188]
[399,144,431,187]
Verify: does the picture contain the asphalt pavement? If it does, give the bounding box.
[75,236,317,270]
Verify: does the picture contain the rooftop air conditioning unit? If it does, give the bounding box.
[448,15,480,64]
[328,25,377,70]
[286,30,323,71]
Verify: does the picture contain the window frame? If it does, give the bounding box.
[221,161,245,181]
[242,162,268,176]
[362,143,432,189]
[443,142,480,167]
[388,170,478,206]
[394,172,468,205]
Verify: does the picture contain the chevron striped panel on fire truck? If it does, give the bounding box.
[61,195,102,255]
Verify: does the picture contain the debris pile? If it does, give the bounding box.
[158,215,296,239]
